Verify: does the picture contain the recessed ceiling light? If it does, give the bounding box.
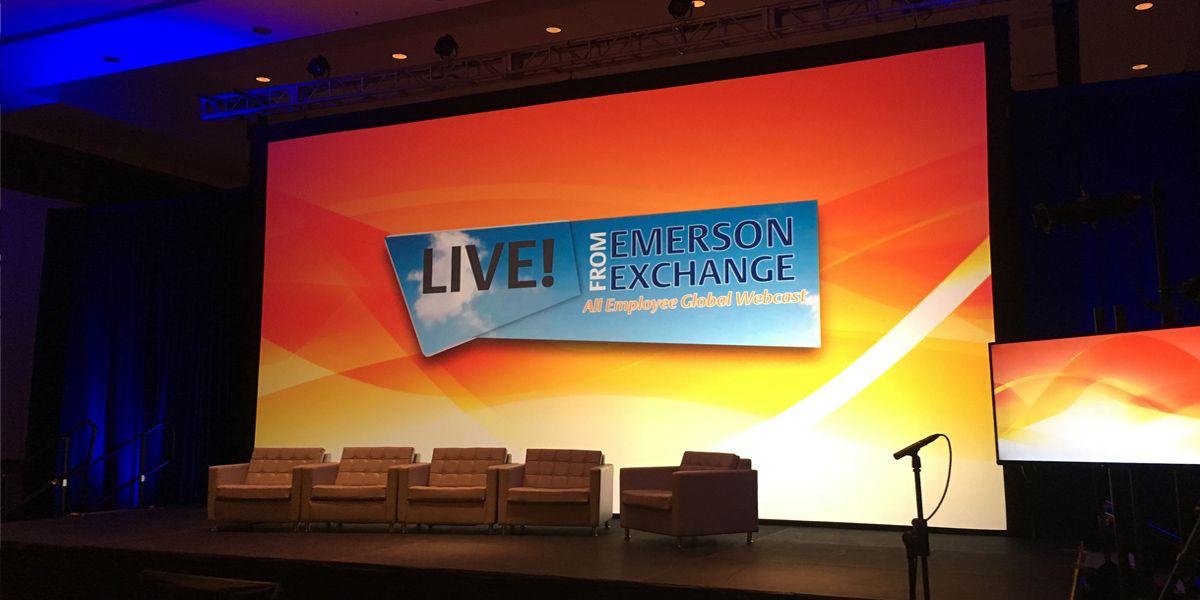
[1131,63,1149,71]
[252,25,272,35]
[1134,2,1153,10]
[693,1,706,7]
[391,53,408,60]
[255,76,272,83]
[102,56,120,63]
[545,26,562,34]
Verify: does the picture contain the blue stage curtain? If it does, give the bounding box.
[32,190,261,513]
[1012,72,1200,338]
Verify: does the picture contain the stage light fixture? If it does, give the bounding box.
[391,53,408,60]
[255,76,271,83]
[545,26,562,34]
[667,0,693,19]
[434,34,459,59]
[1134,2,1154,10]
[307,55,332,79]
[1131,63,1149,71]
[693,1,706,7]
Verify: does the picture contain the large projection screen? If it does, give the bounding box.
[258,42,1005,529]
[991,326,1200,465]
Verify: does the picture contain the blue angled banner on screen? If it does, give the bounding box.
[385,200,820,356]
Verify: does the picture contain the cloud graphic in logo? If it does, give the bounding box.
[406,230,488,329]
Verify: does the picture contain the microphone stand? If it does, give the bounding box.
[902,452,931,600]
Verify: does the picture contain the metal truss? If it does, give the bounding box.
[200,0,991,121]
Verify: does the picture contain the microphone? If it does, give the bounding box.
[893,433,942,460]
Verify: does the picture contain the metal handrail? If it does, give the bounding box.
[81,421,176,512]
[2,420,97,519]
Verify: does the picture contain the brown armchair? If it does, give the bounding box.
[297,446,416,531]
[395,447,507,532]
[619,451,758,546]
[207,447,325,527]
[496,449,613,536]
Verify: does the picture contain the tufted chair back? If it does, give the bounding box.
[524,449,602,489]
[428,447,507,487]
[678,451,741,471]
[244,448,324,485]
[334,447,415,486]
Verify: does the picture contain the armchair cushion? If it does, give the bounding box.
[311,484,387,501]
[216,484,292,501]
[408,485,487,502]
[621,489,672,511]
[507,487,590,504]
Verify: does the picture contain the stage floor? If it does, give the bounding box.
[2,508,1074,599]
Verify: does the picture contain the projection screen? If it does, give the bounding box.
[257,42,1005,529]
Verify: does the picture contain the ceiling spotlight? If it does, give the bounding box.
[391,52,408,60]
[1131,63,1149,71]
[434,34,459,60]
[1134,2,1153,10]
[306,55,331,79]
[693,0,706,7]
[667,0,693,19]
[255,76,271,83]
[251,25,272,35]
[545,26,562,34]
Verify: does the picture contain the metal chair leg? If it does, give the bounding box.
[604,520,610,529]
[746,532,754,544]
[624,528,631,540]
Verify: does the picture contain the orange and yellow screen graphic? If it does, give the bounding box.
[260,43,1005,528]
[992,327,1200,464]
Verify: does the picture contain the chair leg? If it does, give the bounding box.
[746,532,754,544]
[604,520,610,529]
[592,526,598,537]
[624,528,631,540]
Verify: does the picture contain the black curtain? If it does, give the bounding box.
[27,189,263,512]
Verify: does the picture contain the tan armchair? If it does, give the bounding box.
[496,449,613,536]
[207,447,324,527]
[619,451,758,546]
[395,447,507,532]
[297,447,416,531]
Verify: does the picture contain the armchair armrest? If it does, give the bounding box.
[619,466,676,492]
[296,463,340,486]
[591,464,614,522]
[209,462,249,486]
[671,469,758,535]
[493,463,525,489]
[294,463,339,523]
[493,463,525,512]
[207,462,249,520]
[393,463,431,493]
